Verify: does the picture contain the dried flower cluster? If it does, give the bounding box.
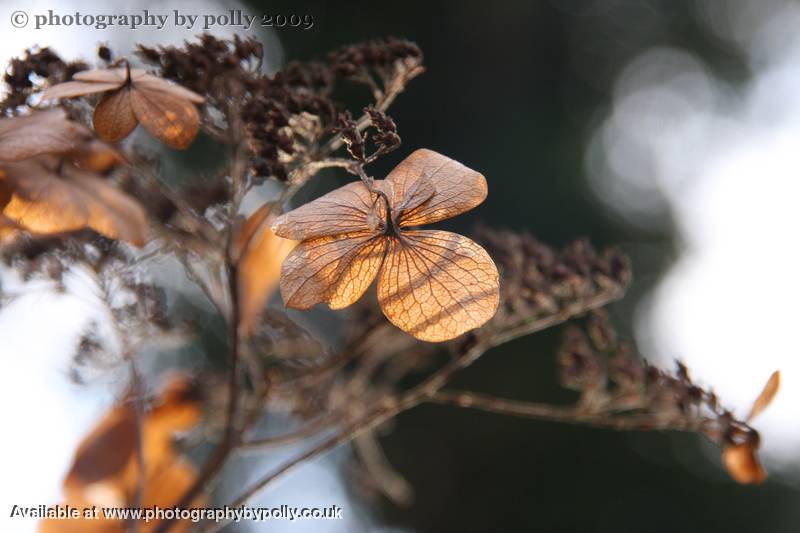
[1,47,86,113]
[555,311,777,484]
[0,33,776,533]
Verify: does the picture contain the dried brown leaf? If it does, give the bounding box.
[40,80,122,101]
[134,75,206,104]
[73,68,146,84]
[42,375,203,532]
[64,166,148,245]
[69,140,126,174]
[230,202,274,264]
[63,404,137,498]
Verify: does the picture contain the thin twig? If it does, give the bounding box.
[323,65,424,155]
[427,390,706,432]
[153,100,250,533]
[199,286,624,532]
[239,414,337,451]
[354,431,413,506]
[129,362,145,533]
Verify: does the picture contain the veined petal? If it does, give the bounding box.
[377,230,499,342]
[40,80,122,101]
[93,89,138,143]
[1,159,148,245]
[272,180,386,240]
[280,230,387,310]
[73,68,146,84]
[1,160,91,234]
[64,166,149,246]
[135,75,205,104]
[0,109,91,161]
[130,86,200,149]
[384,149,487,227]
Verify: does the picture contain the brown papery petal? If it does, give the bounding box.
[130,87,200,149]
[236,204,299,337]
[70,140,127,174]
[63,404,137,497]
[0,109,91,161]
[392,173,436,219]
[65,167,148,246]
[272,180,385,240]
[93,89,138,143]
[280,230,387,310]
[722,443,767,484]
[2,161,93,235]
[230,202,274,263]
[73,67,146,84]
[384,149,488,227]
[46,375,204,533]
[135,74,206,104]
[747,370,780,422]
[2,160,148,245]
[39,80,122,101]
[377,230,499,342]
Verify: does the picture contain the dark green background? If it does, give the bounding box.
[250,1,799,531]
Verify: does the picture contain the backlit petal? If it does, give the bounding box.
[272,180,386,240]
[377,230,499,341]
[384,149,487,227]
[280,230,387,310]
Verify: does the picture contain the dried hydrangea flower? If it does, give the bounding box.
[0,156,147,245]
[272,149,500,342]
[41,65,204,149]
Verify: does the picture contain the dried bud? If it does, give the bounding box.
[97,45,112,62]
[587,309,616,351]
[335,111,366,162]
[607,344,644,389]
[366,106,401,156]
[558,328,604,391]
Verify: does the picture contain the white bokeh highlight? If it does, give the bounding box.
[587,0,800,475]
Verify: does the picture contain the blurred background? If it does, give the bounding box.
[2,0,800,531]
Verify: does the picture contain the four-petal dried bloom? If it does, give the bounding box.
[41,66,205,149]
[272,149,500,342]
